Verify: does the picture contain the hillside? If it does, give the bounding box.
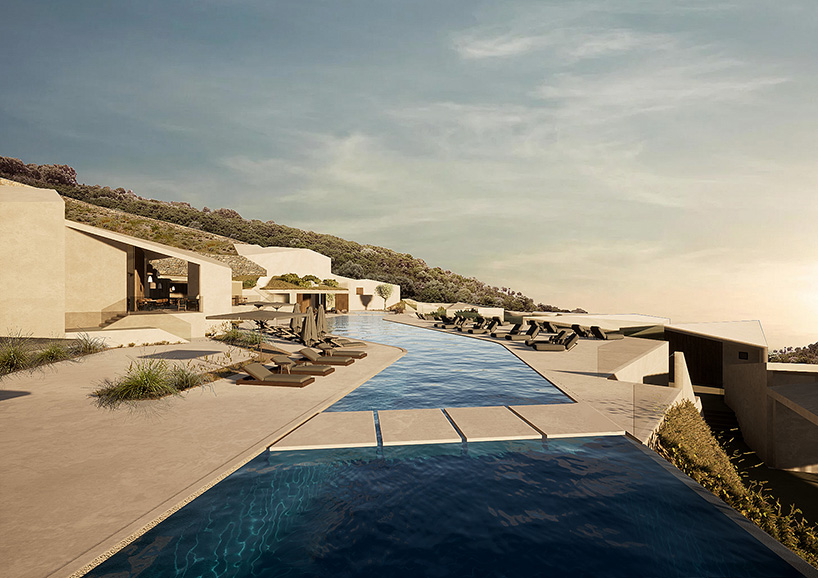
[0,155,579,312]
[769,342,818,364]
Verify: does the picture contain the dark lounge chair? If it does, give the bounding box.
[531,332,579,352]
[269,355,335,376]
[236,362,315,387]
[316,343,367,358]
[507,321,540,341]
[459,317,484,332]
[324,336,367,348]
[539,320,558,333]
[298,347,355,366]
[590,326,624,340]
[571,324,593,338]
[470,318,500,335]
[492,322,521,338]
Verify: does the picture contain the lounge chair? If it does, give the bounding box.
[269,355,335,376]
[298,347,355,366]
[492,322,520,338]
[459,317,484,332]
[324,336,367,348]
[507,321,540,341]
[540,320,558,333]
[571,324,592,338]
[316,343,367,358]
[590,326,625,340]
[470,318,500,335]
[531,333,579,352]
[236,362,315,387]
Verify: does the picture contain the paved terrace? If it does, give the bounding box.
[0,339,404,578]
[2,314,687,578]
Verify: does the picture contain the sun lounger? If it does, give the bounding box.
[316,343,367,358]
[590,326,625,340]
[492,322,520,338]
[459,317,485,332]
[507,322,540,341]
[325,336,367,348]
[539,321,558,333]
[531,333,579,352]
[470,318,500,334]
[298,347,355,365]
[236,362,315,387]
[434,315,454,328]
[268,355,335,376]
[571,324,592,338]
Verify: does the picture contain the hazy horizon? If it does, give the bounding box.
[2,1,816,349]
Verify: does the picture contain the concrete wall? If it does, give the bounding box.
[608,340,669,384]
[198,261,233,333]
[722,342,769,462]
[106,312,195,341]
[235,244,332,285]
[0,183,66,337]
[64,227,128,329]
[767,400,818,473]
[336,278,401,311]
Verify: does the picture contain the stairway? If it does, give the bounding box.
[98,313,127,329]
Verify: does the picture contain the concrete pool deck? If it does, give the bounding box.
[0,338,405,578]
[2,314,688,578]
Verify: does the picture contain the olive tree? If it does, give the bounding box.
[374,284,394,310]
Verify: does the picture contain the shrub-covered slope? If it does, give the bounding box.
[1,155,581,312]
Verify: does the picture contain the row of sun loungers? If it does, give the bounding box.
[420,313,624,353]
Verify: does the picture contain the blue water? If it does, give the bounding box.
[84,437,803,578]
[327,314,570,411]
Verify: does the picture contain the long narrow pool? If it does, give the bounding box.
[327,313,570,411]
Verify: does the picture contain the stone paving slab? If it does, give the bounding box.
[270,411,377,451]
[509,403,625,438]
[444,406,541,442]
[378,408,462,446]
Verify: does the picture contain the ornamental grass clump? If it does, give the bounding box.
[167,363,205,391]
[70,332,106,356]
[214,327,261,348]
[0,332,31,375]
[33,342,70,365]
[93,359,179,408]
[655,400,818,569]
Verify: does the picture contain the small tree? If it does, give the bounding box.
[374,284,394,310]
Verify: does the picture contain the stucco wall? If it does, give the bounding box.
[235,244,332,284]
[768,401,818,473]
[198,261,233,319]
[64,227,128,329]
[337,278,401,311]
[0,184,66,337]
[608,340,669,384]
[724,357,770,463]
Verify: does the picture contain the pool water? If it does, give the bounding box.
[84,437,804,577]
[326,314,570,411]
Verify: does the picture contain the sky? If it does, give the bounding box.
[2,1,817,348]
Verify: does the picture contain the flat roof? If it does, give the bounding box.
[666,320,768,348]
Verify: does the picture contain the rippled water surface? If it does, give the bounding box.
[85,437,802,578]
[327,313,570,410]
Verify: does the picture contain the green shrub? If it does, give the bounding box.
[33,342,70,365]
[0,333,31,374]
[92,359,179,408]
[655,400,818,568]
[167,363,205,391]
[71,333,106,356]
[213,327,261,348]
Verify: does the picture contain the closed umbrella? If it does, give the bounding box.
[301,306,318,346]
[315,304,328,337]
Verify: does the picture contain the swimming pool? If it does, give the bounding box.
[83,436,806,577]
[326,314,570,411]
